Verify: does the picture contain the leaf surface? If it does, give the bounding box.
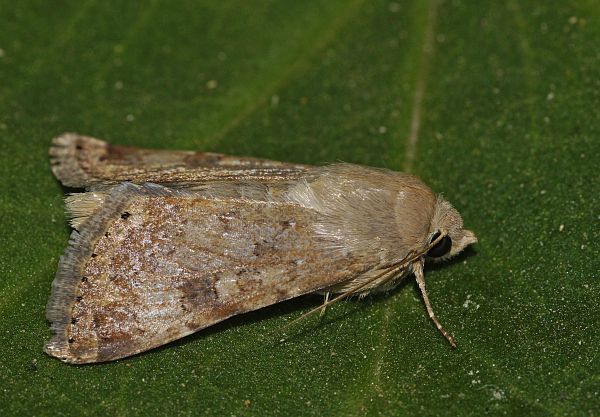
[0,1,598,415]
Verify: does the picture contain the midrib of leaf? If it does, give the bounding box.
[337,0,440,413]
[402,0,438,173]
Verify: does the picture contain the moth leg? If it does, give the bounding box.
[318,291,331,320]
[413,261,457,348]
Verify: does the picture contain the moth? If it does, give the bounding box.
[45,133,477,364]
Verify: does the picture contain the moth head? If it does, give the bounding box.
[426,196,477,262]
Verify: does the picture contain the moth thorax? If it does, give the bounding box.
[393,187,436,249]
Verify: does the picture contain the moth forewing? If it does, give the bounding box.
[45,182,376,364]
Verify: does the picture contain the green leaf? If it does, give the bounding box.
[0,0,598,415]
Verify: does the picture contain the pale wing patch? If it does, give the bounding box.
[65,190,109,229]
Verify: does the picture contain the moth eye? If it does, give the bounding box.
[427,231,452,258]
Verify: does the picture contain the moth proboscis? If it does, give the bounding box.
[45,133,477,364]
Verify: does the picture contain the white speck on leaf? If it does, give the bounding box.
[388,2,401,13]
[491,388,505,400]
[463,295,480,310]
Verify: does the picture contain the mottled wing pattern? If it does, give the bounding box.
[45,183,373,363]
[50,133,311,188]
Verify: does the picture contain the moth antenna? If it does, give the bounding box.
[278,269,393,333]
[413,260,457,348]
[428,230,446,248]
[279,253,416,333]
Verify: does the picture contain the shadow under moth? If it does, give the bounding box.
[45,133,477,364]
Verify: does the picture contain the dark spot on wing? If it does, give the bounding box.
[253,239,274,257]
[180,276,218,310]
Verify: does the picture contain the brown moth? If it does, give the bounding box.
[45,133,477,364]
